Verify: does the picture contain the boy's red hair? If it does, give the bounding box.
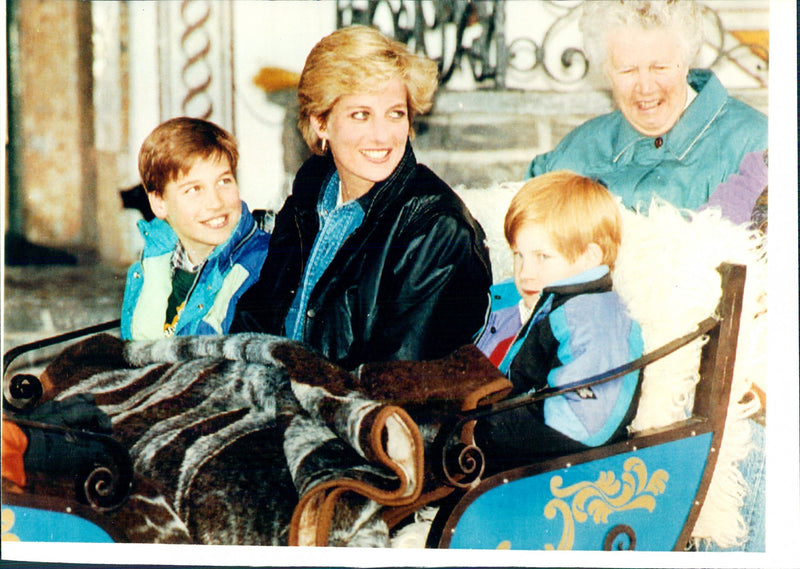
[504,170,622,269]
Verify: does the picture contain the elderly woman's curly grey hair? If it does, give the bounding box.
[580,0,704,80]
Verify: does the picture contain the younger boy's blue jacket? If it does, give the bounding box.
[527,69,767,212]
[121,202,269,340]
[495,266,643,447]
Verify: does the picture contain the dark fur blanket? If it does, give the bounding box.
[24,333,510,546]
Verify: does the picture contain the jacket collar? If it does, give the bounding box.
[532,265,613,315]
[613,69,727,162]
[545,264,610,291]
[499,266,613,375]
[137,201,257,266]
[301,140,418,222]
[137,216,177,255]
[362,140,417,218]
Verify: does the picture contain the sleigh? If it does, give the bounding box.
[3,260,747,551]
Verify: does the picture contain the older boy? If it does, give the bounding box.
[475,171,643,471]
[121,117,269,339]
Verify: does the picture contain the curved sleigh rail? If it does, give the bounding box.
[4,320,132,513]
[3,319,121,377]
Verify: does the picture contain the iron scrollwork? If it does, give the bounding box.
[697,3,768,87]
[6,373,44,412]
[337,0,507,87]
[506,1,587,86]
[604,524,637,550]
[336,1,768,90]
[8,417,134,512]
[431,414,486,488]
[5,375,133,512]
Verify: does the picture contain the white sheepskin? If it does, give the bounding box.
[399,183,767,550]
[615,201,766,549]
[390,507,439,548]
[455,181,522,283]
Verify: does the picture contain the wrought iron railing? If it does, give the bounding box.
[336,0,768,90]
[338,0,509,87]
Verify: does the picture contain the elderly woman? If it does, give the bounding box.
[527,0,767,212]
[233,26,492,371]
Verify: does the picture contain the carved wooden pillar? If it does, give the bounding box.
[156,0,234,130]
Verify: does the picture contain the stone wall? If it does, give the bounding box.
[3,266,126,368]
[414,88,768,189]
[414,90,611,188]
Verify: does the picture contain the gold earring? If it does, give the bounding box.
[321,138,327,153]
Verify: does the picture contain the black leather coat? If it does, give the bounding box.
[233,143,492,370]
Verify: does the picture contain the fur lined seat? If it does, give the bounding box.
[454,182,766,548]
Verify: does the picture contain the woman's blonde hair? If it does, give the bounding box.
[581,0,703,82]
[504,171,622,270]
[297,25,439,155]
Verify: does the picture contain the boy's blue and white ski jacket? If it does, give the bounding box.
[498,266,644,447]
[121,202,270,340]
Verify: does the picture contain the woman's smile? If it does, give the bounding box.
[605,26,688,138]
[636,98,663,111]
[361,148,392,161]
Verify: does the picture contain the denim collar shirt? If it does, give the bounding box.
[284,171,368,340]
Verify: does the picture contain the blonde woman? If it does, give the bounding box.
[234,26,492,371]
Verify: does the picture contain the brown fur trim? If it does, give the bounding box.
[39,333,127,399]
[355,345,511,407]
[289,405,424,546]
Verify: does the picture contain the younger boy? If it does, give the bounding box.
[121,117,269,340]
[474,171,642,472]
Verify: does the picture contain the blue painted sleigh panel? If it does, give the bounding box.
[444,434,711,551]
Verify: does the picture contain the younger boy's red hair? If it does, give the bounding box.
[504,170,622,269]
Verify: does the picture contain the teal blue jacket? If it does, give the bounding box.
[121,202,269,340]
[527,70,767,212]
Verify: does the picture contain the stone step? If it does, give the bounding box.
[3,266,126,371]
